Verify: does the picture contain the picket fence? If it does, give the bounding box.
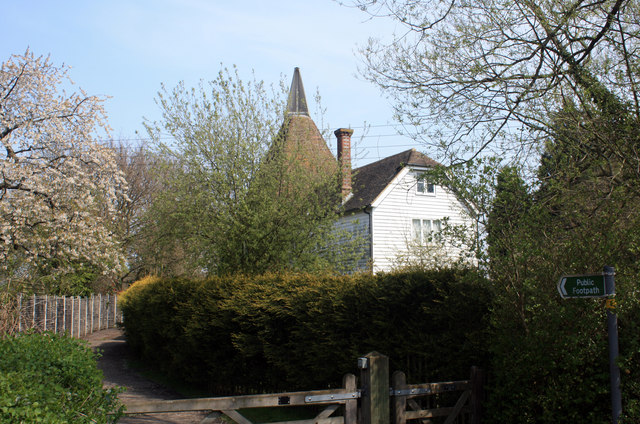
[16,293,121,338]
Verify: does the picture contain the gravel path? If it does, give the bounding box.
[85,328,218,424]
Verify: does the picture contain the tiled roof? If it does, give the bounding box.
[270,68,336,175]
[343,149,439,212]
[279,114,336,174]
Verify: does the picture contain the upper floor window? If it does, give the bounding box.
[416,177,435,195]
[412,219,442,244]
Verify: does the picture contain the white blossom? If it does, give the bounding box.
[0,50,127,277]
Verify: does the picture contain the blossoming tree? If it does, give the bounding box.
[0,51,127,291]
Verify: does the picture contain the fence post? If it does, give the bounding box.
[53,297,56,334]
[90,294,94,332]
[17,293,22,332]
[106,294,111,328]
[43,295,48,331]
[470,366,484,424]
[98,293,102,330]
[113,293,117,325]
[392,371,407,424]
[360,351,389,424]
[32,293,36,328]
[85,297,89,336]
[72,296,76,337]
[77,296,81,337]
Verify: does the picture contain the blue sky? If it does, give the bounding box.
[2,0,420,167]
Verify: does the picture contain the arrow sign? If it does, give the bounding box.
[558,274,608,298]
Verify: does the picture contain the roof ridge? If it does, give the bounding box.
[353,148,415,171]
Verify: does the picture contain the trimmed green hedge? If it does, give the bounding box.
[120,269,491,394]
[0,332,123,423]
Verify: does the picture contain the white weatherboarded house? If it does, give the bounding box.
[286,69,475,273]
[334,142,474,273]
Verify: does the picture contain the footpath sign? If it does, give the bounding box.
[557,274,607,298]
[557,267,621,423]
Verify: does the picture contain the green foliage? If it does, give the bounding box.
[120,269,491,393]
[352,1,640,421]
[483,155,640,422]
[423,154,640,422]
[0,332,123,423]
[142,66,361,277]
[616,296,640,423]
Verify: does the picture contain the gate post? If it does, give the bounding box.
[470,366,484,424]
[359,352,389,424]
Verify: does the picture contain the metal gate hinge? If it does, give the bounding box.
[391,388,432,396]
[305,391,361,403]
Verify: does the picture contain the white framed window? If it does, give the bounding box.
[416,177,435,195]
[412,219,442,244]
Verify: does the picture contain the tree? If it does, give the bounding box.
[353,0,640,168]
[486,166,532,275]
[0,51,127,292]
[111,142,163,283]
[352,4,640,419]
[144,66,359,276]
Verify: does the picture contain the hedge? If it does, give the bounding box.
[119,269,491,394]
[0,332,123,423]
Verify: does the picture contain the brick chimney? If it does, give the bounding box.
[335,128,354,199]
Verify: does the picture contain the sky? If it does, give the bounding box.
[1,0,420,168]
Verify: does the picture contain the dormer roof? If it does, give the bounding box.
[342,148,440,212]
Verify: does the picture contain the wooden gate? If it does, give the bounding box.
[123,352,483,424]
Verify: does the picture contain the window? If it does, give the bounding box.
[412,219,442,244]
[416,177,435,195]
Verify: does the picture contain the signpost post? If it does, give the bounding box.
[604,266,622,424]
[557,267,621,423]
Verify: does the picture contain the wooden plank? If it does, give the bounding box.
[392,371,407,424]
[266,420,315,424]
[403,381,471,397]
[343,374,357,424]
[443,390,470,424]
[125,387,356,414]
[316,417,343,424]
[316,405,339,420]
[223,410,253,424]
[407,400,431,424]
[405,406,470,419]
[266,418,343,424]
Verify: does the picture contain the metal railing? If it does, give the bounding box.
[16,293,121,337]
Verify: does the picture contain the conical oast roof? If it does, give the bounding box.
[277,68,336,176]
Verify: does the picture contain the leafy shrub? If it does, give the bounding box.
[118,274,160,309]
[0,332,123,423]
[120,269,491,393]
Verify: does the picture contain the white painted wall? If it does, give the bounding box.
[336,166,475,274]
[369,167,473,273]
[334,210,371,272]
